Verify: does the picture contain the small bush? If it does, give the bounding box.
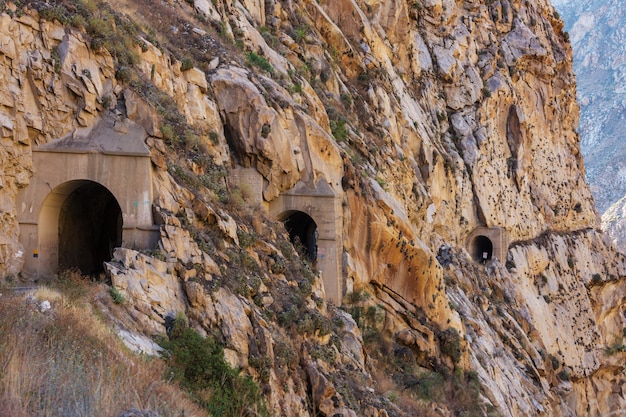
[237,229,257,248]
[330,118,348,141]
[246,52,274,74]
[181,57,194,71]
[109,286,125,304]
[51,47,62,74]
[341,92,353,106]
[439,328,462,364]
[208,131,220,144]
[101,94,112,109]
[158,317,269,417]
[557,369,570,381]
[115,66,132,83]
[293,26,308,43]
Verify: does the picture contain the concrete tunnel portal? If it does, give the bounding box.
[279,210,318,263]
[471,235,493,263]
[55,180,123,274]
[465,227,509,264]
[16,115,159,279]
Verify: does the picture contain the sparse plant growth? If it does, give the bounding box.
[360,325,487,416]
[330,117,348,141]
[157,317,269,417]
[341,92,353,106]
[439,327,462,364]
[605,339,626,356]
[208,130,220,144]
[0,277,203,417]
[51,46,62,74]
[109,285,125,304]
[246,51,274,74]
[115,65,132,83]
[180,57,194,71]
[292,26,309,43]
[375,176,388,190]
[557,369,570,381]
[100,94,112,109]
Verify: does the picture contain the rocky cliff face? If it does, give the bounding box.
[0,0,625,416]
[602,195,626,253]
[552,0,626,264]
[552,0,626,215]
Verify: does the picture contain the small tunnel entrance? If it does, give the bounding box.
[279,210,318,262]
[57,181,123,274]
[471,235,493,263]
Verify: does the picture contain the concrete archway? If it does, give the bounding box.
[51,180,123,274]
[465,227,508,263]
[229,167,344,304]
[470,235,493,263]
[278,210,318,262]
[17,115,159,278]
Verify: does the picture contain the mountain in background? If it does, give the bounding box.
[552,0,626,215]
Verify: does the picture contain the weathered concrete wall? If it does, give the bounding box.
[231,166,345,304]
[268,180,343,304]
[465,227,509,263]
[15,114,159,277]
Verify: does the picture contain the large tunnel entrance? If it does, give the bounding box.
[279,210,318,263]
[55,181,123,275]
[471,235,493,263]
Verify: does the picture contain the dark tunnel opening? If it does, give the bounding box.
[472,235,493,263]
[58,181,123,275]
[280,211,318,263]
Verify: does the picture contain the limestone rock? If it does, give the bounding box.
[306,359,358,417]
[105,248,187,333]
[0,2,625,416]
[212,287,253,368]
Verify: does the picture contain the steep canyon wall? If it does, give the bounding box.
[0,0,624,415]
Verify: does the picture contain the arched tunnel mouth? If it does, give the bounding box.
[472,235,493,263]
[58,181,123,275]
[279,210,318,263]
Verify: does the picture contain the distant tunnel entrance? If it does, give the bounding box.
[53,181,123,275]
[279,210,318,262]
[471,235,493,263]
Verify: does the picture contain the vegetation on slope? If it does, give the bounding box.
[0,0,517,415]
[0,272,204,417]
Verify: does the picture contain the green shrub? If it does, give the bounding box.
[109,286,125,304]
[439,328,462,364]
[330,117,348,141]
[51,47,62,74]
[557,369,570,381]
[237,229,257,248]
[158,318,269,417]
[115,66,132,83]
[180,57,194,71]
[246,52,274,73]
[208,130,220,144]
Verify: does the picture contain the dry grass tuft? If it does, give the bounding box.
[0,275,203,417]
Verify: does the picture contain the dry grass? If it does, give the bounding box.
[371,364,439,417]
[0,274,203,417]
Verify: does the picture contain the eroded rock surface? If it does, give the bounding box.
[0,0,624,416]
